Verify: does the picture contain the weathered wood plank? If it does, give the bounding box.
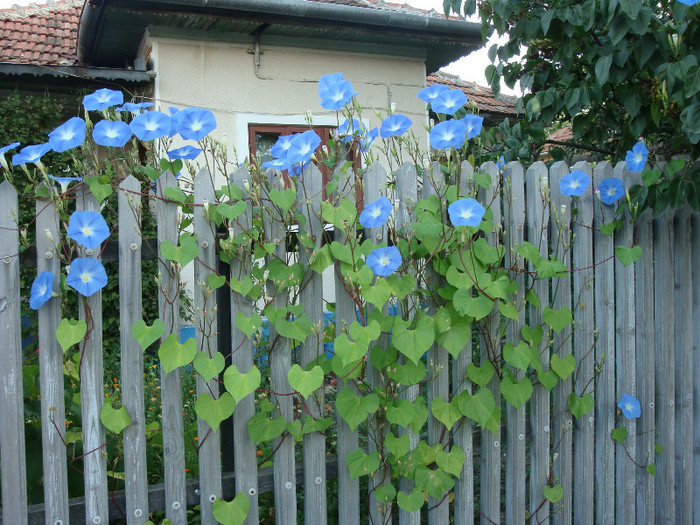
[395,161,421,525]
[592,162,615,525]
[571,164,595,525]
[156,172,188,524]
[673,206,693,524]
[74,185,109,525]
[503,161,526,525]
[550,161,573,525]
[118,176,149,524]
[480,160,501,525]
[692,211,700,525]
[653,208,675,525]
[264,167,297,525]
[35,191,70,525]
[333,163,360,525]
[525,162,550,524]
[0,181,28,525]
[229,166,259,524]
[363,163,393,525]
[611,162,636,525]
[423,161,450,525]
[452,161,475,525]
[297,163,328,525]
[633,201,655,525]
[193,169,223,524]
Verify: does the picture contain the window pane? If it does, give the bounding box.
[255,132,281,164]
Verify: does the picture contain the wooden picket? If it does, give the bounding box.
[0,160,698,525]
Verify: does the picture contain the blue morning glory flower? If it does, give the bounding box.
[173,107,217,141]
[448,198,486,227]
[463,114,484,140]
[625,141,648,173]
[335,119,365,143]
[270,134,296,159]
[617,394,641,419]
[560,170,590,197]
[12,143,51,167]
[287,130,321,165]
[66,258,108,297]
[417,84,449,103]
[318,73,356,111]
[0,141,20,169]
[359,127,379,153]
[67,210,110,249]
[431,89,468,115]
[380,114,412,138]
[429,120,466,150]
[130,111,172,141]
[118,102,154,114]
[262,158,291,171]
[83,88,124,111]
[93,120,132,147]
[167,145,202,160]
[29,271,54,310]
[366,246,402,277]
[49,175,82,193]
[496,156,506,171]
[598,178,625,205]
[360,196,393,228]
[677,0,699,5]
[289,160,311,177]
[48,117,86,153]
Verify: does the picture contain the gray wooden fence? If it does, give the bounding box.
[0,159,698,524]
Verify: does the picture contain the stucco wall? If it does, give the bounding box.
[148,34,430,170]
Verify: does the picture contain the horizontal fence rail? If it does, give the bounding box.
[0,160,697,525]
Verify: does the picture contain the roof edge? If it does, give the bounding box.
[78,0,481,64]
[0,62,155,82]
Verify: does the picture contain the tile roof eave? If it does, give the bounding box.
[0,62,154,83]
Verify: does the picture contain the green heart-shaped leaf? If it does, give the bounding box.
[616,245,642,267]
[336,388,379,431]
[397,487,424,513]
[363,278,392,309]
[235,311,263,337]
[551,354,576,380]
[193,352,226,383]
[500,374,533,409]
[393,317,435,365]
[374,483,396,503]
[521,324,543,345]
[269,187,296,212]
[158,334,197,374]
[212,492,250,525]
[346,448,380,480]
[131,319,165,351]
[503,341,531,370]
[195,392,235,432]
[467,361,495,387]
[436,445,466,478]
[223,364,261,403]
[385,432,410,458]
[431,396,462,431]
[57,318,87,353]
[248,412,286,444]
[288,364,323,399]
[100,402,132,434]
[543,306,572,334]
[414,466,454,499]
[334,333,369,368]
[160,233,199,267]
[569,392,594,419]
[543,483,563,503]
[537,369,559,391]
[457,387,500,434]
[610,425,627,445]
[208,273,227,290]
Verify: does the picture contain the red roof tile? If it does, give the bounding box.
[428,71,519,117]
[0,0,82,66]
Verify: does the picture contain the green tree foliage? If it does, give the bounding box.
[447,0,700,210]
